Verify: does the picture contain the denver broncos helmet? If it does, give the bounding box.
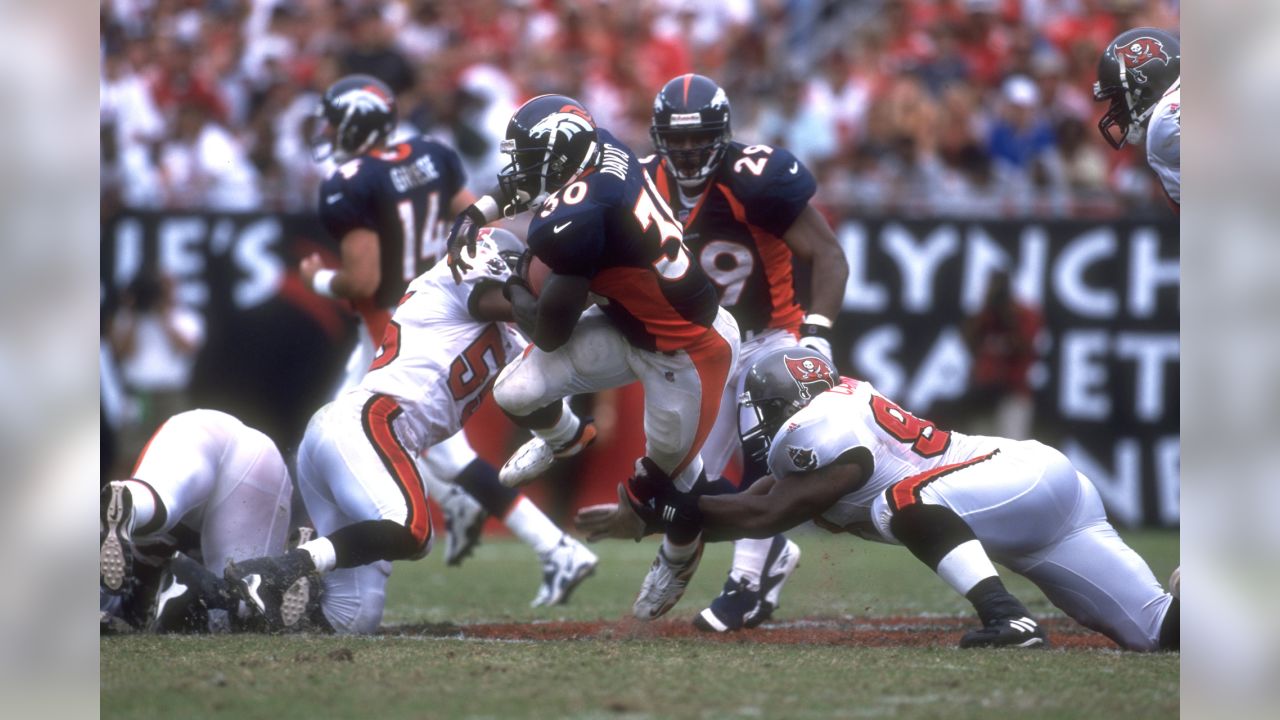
[738,347,838,467]
[1094,28,1180,149]
[307,74,397,162]
[497,95,599,213]
[651,74,732,188]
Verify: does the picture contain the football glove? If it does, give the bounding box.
[446,203,488,284]
[796,334,833,365]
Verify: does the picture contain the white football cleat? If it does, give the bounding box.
[633,541,704,621]
[531,535,599,607]
[437,484,487,566]
[499,421,597,488]
[100,481,136,593]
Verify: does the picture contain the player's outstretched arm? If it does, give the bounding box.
[696,463,863,541]
[784,205,848,360]
[470,283,515,323]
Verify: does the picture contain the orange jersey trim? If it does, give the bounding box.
[888,450,1001,512]
[591,266,711,352]
[361,394,432,547]
[716,185,805,332]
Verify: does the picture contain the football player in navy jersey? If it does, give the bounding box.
[300,76,595,608]
[641,74,849,633]
[447,94,742,620]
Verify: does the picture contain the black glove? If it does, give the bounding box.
[446,203,488,284]
[622,458,704,537]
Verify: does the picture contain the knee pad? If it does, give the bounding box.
[492,358,550,417]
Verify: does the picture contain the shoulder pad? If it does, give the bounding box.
[766,393,865,477]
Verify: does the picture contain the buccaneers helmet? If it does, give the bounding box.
[738,348,838,467]
[1094,28,1180,149]
[307,74,397,162]
[497,94,599,213]
[651,74,732,188]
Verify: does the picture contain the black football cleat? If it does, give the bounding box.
[224,549,318,632]
[959,615,1050,649]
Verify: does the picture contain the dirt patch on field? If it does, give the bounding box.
[386,616,1118,650]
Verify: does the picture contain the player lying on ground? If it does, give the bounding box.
[642,73,850,632]
[579,348,1179,650]
[1094,27,1180,210]
[302,74,578,593]
[100,409,300,633]
[446,94,740,621]
[223,230,597,633]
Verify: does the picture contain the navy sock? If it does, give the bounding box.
[453,460,518,517]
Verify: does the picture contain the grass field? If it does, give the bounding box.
[101,529,1179,719]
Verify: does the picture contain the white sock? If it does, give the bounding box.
[534,400,579,448]
[662,534,700,562]
[505,496,563,557]
[935,539,999,596]
[299,537,337,573]
[121,480,156,533]
[729,537,776,590]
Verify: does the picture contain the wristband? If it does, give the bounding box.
[473,195,501,224]
[802,313,834,329]
[312,269,338,299]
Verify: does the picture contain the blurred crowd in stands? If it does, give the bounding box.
[100,0,1181,218]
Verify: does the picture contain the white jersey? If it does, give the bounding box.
[765,378,1175,652]
[351,234,526,450]
[766,377,1001,538]
[1145,78,1180,206]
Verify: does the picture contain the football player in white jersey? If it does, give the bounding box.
[583,349,1179,651]
[303,76,585,587]
[99,409,296,632]
[226,229,597,633]
[1094,28,1181,209]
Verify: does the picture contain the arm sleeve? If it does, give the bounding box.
[738,147,818,237]
[528,209,606,278]
[318,171,374,240]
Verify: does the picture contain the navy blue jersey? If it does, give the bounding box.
[319,136,467,316]
[641,142,815,335]
[526,129,720,352]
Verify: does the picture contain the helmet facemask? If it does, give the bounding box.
[497,142,573,215]
[738,392,805,468]
[651,126,730,189]
[1093,57,1157,150]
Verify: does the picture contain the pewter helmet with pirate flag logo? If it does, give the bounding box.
[1094,27,1180,149]
[738,347,838,467]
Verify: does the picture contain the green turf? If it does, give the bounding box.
[101,529,1179,719]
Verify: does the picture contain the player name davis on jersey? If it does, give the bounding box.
[599,143,628,180]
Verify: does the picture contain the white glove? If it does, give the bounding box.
[797,334,833,365]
